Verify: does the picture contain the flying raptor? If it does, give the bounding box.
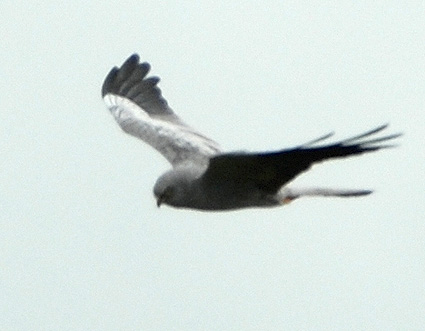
[102,54,400,211]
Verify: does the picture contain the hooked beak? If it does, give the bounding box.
[156,196,163,208]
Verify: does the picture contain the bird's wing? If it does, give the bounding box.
[202,125,401,193]
[102,54,221,167]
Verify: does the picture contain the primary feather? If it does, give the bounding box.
[103,54,402,211]
[102,54,221,167]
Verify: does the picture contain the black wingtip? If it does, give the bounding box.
[128,53,140,62]
[300,131,335,147]
[116,54,140,81]
[341,124,389,144]
[119,54,140,68]
[102,53,173,115]
[101,67,118,97]
[124,53,140,67]
[102,54,143,97]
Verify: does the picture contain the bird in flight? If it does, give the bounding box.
[102,54,401,211]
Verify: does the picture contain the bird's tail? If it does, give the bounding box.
[280,187,372,204]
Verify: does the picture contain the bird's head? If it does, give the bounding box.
[153,168,201,208]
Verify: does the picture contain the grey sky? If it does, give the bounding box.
[1,1,424,330]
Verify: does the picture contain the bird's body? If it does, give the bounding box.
[153,166,278,210]
[102,54,401,211]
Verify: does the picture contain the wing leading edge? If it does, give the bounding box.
[102,54,221,167]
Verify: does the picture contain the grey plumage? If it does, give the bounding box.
[102,54,401,211]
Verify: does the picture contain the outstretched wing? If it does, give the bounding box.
[202,125,401,193]
[102,54,221,167]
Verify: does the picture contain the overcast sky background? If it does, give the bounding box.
[2,1,425,330]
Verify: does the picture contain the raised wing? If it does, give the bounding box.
[202,125,401,193]
[102,54,221,167]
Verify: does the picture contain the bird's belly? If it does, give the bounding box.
[194,182,277,211]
